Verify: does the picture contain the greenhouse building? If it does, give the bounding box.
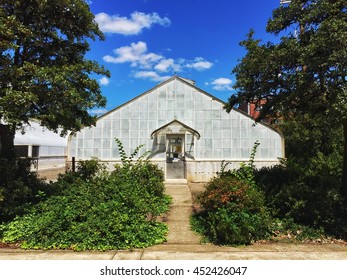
[68,76,284,182]
[14,120,68,170]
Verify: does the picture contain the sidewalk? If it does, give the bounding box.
[0,182,346,260]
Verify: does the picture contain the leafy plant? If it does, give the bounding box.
[255,164,347,239]
[218,140,260,188]
[0,0,109,161]
[192,207,270,245]
[192,141,271,245]
[0,158,53,222]
[1,141,171,250]
[225,0,347,198]
[115,138,150,167]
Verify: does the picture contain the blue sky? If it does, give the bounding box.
[86,0,284,114]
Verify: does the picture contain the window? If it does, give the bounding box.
[167,137,183,159]
[14,145,39,158]
[15,145,28,157]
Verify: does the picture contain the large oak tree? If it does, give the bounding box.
[0,0,109,160]
[225,0,347,197]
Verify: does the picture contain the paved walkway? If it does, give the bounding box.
[0,182,346,260]
[164,182,201,245]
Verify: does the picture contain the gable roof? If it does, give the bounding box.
[98,75,223,120]
[14,120,68,146]
[151,119,201,139]
[96,75,282,136]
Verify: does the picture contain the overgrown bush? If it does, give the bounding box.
[0,158,53,222]
[55,156,108,187]
[255,164,347,239]
[192,142,271,245]
[192,175,271,245]
[0,141,171,250]
[271,113,346,238]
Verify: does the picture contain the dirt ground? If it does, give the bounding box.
[37,167,66,181]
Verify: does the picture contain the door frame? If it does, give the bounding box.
[165,134,186,179]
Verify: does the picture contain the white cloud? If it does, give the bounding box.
[104,42,214,82]
[103,41,147,63]
[99,77,109,86]
[140,53,163,68]
[89,108,108,116]
[133,71,170,82]
[103,41,163,69]
[95,11,171,35]
[154,58,181,73]
[210,78,233,91]
[185,57,213,71]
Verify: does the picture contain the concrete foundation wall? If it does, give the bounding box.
[186,159,280,182]
[67,158,280,182]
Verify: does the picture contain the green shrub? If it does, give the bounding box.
[192,205,270,245]
[1,142,171,251]
[0,158,53,222]
[192,142,271,245]
[109,162,168,219]
[197,176,264,213]
[111,138,168,217]
[255,165,347,238]
[56,157,107,186]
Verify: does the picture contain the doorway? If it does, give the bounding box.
[166,135,185,179]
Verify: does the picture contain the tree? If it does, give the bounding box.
[0,0,109,160]
[225,0,347,197]
[280,112,343,177]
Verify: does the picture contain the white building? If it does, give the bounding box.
[14,120,68,170]
[68,76,284,182]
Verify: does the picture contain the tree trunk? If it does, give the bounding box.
[342,120,347,199]
[0,123,16,160]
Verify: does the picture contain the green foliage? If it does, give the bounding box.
[0,0,109,137]
[192,206,270,246]
[60,157,108,185]
[279,113,343,178]
[192,174,271,245]
[228,0,347,122]
[1,143,171,251]
[112,138,167,217]
[115,138,150,167]
[192,142,271,245]
[255,164,347,238]
[218,141,260,188]
[0,158,53,222]
[226,0,347,197]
